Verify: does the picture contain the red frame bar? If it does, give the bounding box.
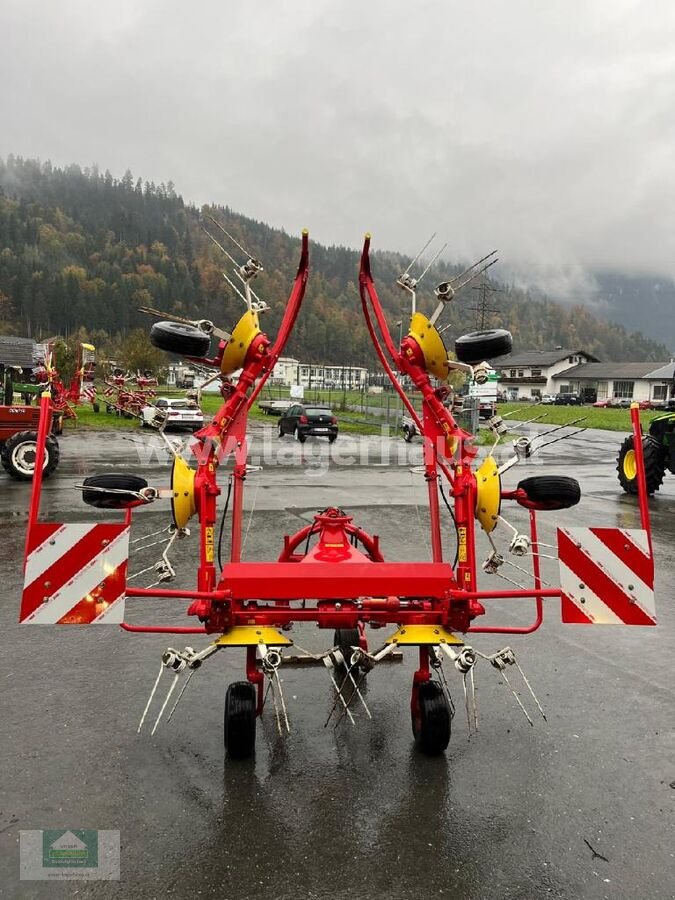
[217,561,456,600]
[24,391,53,567]
[630,403,653,557]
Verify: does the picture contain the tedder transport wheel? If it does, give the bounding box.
[616,435,666,495]
[517,475,581,510]
[454,328,512,364]
[81,473,148,509]
[412,680,451,755]
[224,681,257,759]
[149,321,211,358]
[334,628,361,670]
[1,431,60,481]
[403,425,415,443]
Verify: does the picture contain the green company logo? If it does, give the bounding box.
[42,830,98,868]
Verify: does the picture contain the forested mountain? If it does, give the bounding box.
[593,272,675,355]
[0,156,669,364]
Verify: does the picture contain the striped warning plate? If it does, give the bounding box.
[557,527,655,626]
[21,523,129,624]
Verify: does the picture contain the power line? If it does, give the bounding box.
[469,281,503,329]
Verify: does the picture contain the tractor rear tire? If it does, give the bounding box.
[1,431,60,481]
[517,475,581,509]
[224,681,257,760]
[412,680,451,755]
[81,473,148,509]
[150,321,211,358]
[454,328,512,364]
[616,435,666,495]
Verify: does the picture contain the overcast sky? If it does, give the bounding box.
[3,0,675,292]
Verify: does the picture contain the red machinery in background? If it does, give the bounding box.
[32,341,97,424]
[20,227,656,760]
[102,370,157,418]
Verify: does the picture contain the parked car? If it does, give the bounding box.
[278,404,338,442]
[592,398,611,408]
[541,394,556,404]
[141,397,204,431]
[553,392,583,406]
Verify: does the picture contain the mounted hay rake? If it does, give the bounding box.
[20,228,656,760]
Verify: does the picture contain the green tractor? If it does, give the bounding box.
[617,411,675,495]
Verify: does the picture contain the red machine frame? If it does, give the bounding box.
[22,230,656,753]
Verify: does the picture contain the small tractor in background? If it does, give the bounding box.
[0,398,60,480]
[617,410,675,495]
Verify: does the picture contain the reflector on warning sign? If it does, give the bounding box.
[557,527,655,626]
[21,523,129,624]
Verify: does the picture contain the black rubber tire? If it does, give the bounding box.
[616,435,666,496]
[412,680,451,755]
[52,414,64,436]
[334,628,360,669]
[328,434,337,444]
[295,427,307,444]
[277,423,284,438]
[224,681,257,760]
[403,425,414,443]
[92,401,100,413]
[1,431,60,481]
[149,321,211,358]
[81,473,148,509]
[517,475,581,510]
[455,328,513,364]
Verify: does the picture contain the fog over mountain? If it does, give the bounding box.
[2,0,674,345]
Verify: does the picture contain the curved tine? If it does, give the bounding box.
[403,233,437,276]
[416,241,447,287]
[450,249,498,286]
[200,224,240,271]
[205,215,255,261]
[137,305,191,325]
[221,269,250,307]
[452,257,499,294]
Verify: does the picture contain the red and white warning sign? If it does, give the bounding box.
[82,386,97,402]
[557,527,655,626]
[21,523,129,624]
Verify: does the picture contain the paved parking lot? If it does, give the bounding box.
[1,425,674,899]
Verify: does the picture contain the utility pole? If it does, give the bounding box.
[469,281,502,329]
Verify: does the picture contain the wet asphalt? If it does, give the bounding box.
[0,423,674,899]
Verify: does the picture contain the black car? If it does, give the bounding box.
[553,392,583,406]
[278,404,338,442]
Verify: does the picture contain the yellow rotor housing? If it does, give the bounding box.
[170,456,197,529]
[408,312,450,382]
[220,310,261,376]
[474,454,501,534]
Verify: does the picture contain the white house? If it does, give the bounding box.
[491,348,599,400]
[270,356,300,386]
[551,360,674,403]
[297,364,368,389]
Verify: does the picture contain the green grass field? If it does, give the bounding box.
[59,390,660,439]
[498,402,655,432]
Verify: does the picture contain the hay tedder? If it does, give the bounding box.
[20,228,657,760]
[101,370,157,418]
